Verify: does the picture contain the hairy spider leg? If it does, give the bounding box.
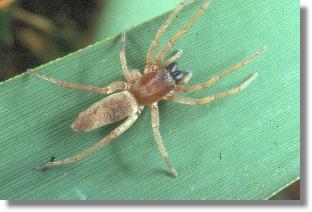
[166,73,258,105]
[27,69,127,94]
[144,0,193,73]
[120,32,132,82]
[175,47,267,93]
[120,32,142,83]
[163,49,183,68]
[151,103,178,177]
[36,112,141,170]
[156,0,212,66]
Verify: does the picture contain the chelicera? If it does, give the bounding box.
[28,0,265,177]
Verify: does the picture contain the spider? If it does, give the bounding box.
[28,0,266,177]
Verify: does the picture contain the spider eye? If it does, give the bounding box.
[166,62,178,74]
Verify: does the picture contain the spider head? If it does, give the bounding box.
[166,62,192,85]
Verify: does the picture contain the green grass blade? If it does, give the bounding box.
[94,0,181,40]
[0,0,299,200]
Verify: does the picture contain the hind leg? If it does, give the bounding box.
[28,69,127,94]
[36,113,140,170]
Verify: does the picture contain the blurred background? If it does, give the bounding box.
[0,0,299,200]
[0,0,182,81]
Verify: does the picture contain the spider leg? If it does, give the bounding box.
[156,0,212,65]
[151,103,177,177]
[36,112,140,171]
[28,69,127,94]
[144,0,192,73]
[175,47,267,93]
[166,73,258,105]
[120,32,141,83]
[163,49,183,68]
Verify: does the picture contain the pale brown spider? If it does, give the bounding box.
[28,0,266,177]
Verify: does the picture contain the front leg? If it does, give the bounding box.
[166,73,258,105]
[145,0,192,72]
[163,49,183,68]
[156,0,212,65]
[175,47,266,93]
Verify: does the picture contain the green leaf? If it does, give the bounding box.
[0,0,299,200]
[94,0,181,40]
[0,9,13,43]
[0,0,19,44]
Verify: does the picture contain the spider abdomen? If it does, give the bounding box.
[71,91,138,132]
[128,70,176,105]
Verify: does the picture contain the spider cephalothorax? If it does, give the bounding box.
[128,62,191,105]
[28,0,265,177]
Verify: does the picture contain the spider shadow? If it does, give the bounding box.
[91,118,142,176]
[148,169,177,179]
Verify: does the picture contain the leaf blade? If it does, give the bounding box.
[0,0,299,200]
